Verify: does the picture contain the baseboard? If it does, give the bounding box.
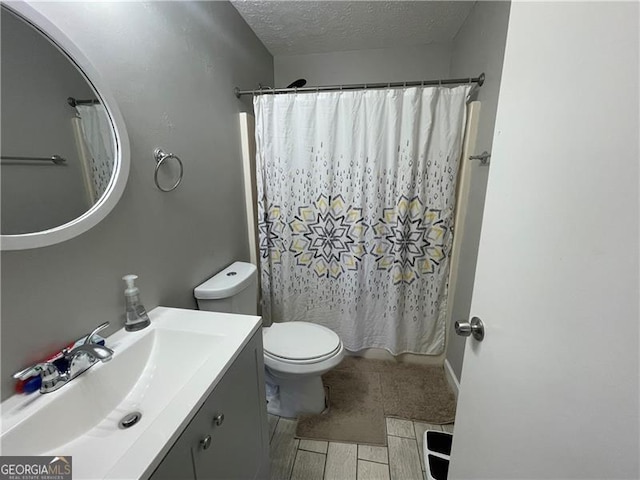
[443,359,460,399]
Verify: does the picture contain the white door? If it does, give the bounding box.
[449,2,639,479]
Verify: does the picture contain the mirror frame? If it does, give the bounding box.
[1,1,130,251]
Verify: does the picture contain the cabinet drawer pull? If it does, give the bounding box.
[214,413,225,426]
[200,434,212,450]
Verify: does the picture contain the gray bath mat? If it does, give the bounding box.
[296,369,387,446]
[379,363,457,423]
[295,357,456,445]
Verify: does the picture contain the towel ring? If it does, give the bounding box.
[153,148,183,192]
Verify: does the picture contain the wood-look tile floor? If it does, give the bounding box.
[268,415,454,480]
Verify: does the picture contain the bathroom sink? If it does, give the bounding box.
[0,307,262,479]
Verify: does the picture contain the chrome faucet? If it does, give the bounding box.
[13,322,114,394]
[65,343,114,362]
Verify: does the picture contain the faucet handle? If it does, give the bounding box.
[13,362,57,381]
[85,322,110,345]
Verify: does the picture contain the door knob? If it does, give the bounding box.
[214,413,224,426]
[454,317,485,341]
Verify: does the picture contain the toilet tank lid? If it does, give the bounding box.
[194,262,257,300]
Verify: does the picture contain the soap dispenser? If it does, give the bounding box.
[123,274,151,331]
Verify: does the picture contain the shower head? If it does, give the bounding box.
[286,79,307,89]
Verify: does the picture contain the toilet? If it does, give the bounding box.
[194,261,344,418]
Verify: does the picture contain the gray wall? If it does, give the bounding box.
[1,9,95,234]
[0,1,273,399]
[445,1,511,381]
[274,43,452,87]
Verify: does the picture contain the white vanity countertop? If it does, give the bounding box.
[0,307,262,479]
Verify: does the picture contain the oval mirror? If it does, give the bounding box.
[0,3,129,250]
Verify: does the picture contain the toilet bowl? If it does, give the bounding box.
[194,262,344,418]
[262,322,344,417]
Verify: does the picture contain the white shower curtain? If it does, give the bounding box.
[75,104,115,202]
[254,86,469,354]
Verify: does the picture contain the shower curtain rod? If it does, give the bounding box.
[234,73,484,98]
[67,97,100,107]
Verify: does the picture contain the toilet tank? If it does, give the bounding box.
[194,262,258,315]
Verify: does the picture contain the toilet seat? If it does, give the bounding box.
[262,322,344,376]
[263,322,341,362]
[264,345,344,376]
[264,345,341,365]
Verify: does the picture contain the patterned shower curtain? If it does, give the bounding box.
[254,86,469,354]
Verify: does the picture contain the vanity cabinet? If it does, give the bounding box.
[150,331,269,480]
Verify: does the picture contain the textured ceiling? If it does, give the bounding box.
[230,1,476,56]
